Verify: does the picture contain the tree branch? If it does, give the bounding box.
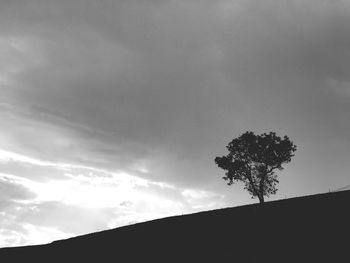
[266,164,279,174]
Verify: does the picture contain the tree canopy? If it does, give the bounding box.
[215,131,297,203]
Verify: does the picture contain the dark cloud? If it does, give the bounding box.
[0,176,36,208]
[1,0,350,199]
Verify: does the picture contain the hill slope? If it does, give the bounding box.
[1,190,349,262]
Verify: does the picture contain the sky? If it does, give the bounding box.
[1,0,350,247]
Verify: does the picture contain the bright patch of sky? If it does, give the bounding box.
[0,150,226,247]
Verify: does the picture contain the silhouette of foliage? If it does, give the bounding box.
[215,131,297,203]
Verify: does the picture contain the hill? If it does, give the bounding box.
[1,190,349,262]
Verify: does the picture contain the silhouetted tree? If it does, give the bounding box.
[215,131,297,204]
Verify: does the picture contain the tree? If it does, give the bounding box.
[215,131,297,204]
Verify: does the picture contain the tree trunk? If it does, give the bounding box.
[258,171,267,204]
[258,194,264,204]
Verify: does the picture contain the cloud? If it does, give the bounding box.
[1,1,349,183]
[0,173,36,208]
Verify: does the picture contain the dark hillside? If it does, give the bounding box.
[1,190,349,262]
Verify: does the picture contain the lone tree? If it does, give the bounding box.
[215,131,296,204]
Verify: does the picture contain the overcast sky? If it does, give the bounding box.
[1,0,350,247]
